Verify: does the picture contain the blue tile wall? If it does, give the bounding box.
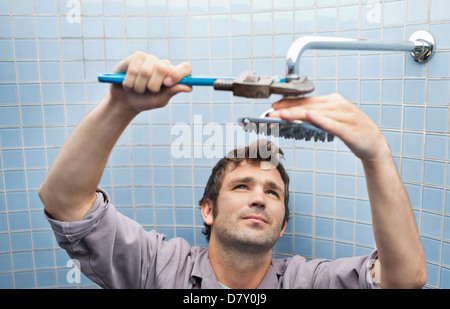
[0,0,449,289]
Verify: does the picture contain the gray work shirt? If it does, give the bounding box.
[45,188,381,289]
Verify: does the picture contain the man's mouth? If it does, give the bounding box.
[242,215,268,224]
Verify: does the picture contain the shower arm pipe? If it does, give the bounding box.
[286,30,435,75]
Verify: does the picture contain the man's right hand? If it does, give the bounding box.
[109,52,193,113]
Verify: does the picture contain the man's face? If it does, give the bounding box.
[205,161,287,253]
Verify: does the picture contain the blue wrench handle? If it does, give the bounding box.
[98,73,231,86]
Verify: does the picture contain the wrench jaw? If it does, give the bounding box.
[213,71,315,98]
[212,71,273,98]
[271,75,315,97]
[232,72,274,98]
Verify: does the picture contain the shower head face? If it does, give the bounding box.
[239,116,335,142]
[238,108,335,143]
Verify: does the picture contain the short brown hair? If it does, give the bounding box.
[199,140,290,241]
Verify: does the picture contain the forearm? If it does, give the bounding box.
[362,149,426,288]
[39,53,192,222]
[39,93,139,221]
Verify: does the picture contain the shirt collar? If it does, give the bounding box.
[191,247,219,288]
[191,247,287,289]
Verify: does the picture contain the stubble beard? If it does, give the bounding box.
[212,210,283,255]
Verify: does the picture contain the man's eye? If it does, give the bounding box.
[233,184,247,190]
[267,190,280,198]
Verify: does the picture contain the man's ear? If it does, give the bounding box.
[201,199,214,226]
[279,221,287,239]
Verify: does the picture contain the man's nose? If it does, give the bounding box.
[249,188,265,208]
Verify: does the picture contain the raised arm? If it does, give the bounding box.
[270,94,427,289]
[39,53,192,222]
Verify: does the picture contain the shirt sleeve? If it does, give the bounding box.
[44,188,193,289]
[310,250,381,289]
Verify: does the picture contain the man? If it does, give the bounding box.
[39,52,426,289]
